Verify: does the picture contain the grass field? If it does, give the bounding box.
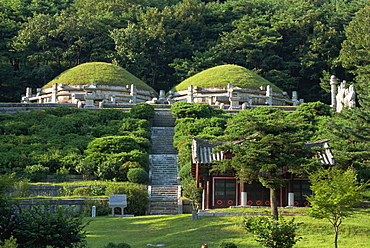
[84,209,370,248]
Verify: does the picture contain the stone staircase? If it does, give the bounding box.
[148,109,180,215]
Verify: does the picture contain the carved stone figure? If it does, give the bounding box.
[336,81,346,112]
[335,79,356,112]
[344,85,356,108]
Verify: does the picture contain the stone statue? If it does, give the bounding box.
[344,85,356,108]
[335,80,356,112]
[336,81,346,112]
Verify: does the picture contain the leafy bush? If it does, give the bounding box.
[218,241,238,248]
[45,106,81,117]
[11,179,30,198]
[130,102,155,119]
[2,121,28,135]
[96,109,129,124]
[105,182,149,215]
[103,242,131,248]
[171,102,223,119]
[243,215,302,248]
[0,236,18,248]
[23,164,49,182]
[119,118,150,132]
[127,168,149,184]
[181,177,202,210]
[73,187,93,196]
[90,181,107,196]
[58,185,74,196]
[12,201,87,248]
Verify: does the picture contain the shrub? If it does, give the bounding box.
[23,164,49,182]
[218,241,238,248]
[119,118,150,132]
[103,242,131,248]
[96,109,129,124]
[105,182,149,215]
[127,168,149,184]
[55,166,69,182]
[0,236,18,248]
[90,181,107,196]
[11,179,30,198]
[58,185,74,196]
[171,102,223,119]
[243,215,302,248]
[12,201,87,248]
[73,187,93,196]
[181,177,202,211]
[130,102,155,119]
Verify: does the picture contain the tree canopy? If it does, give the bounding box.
[213,107,319,219]
[0,0,368,102]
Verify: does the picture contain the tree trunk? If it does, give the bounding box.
[334,226,339,248]
[270,188,278,220]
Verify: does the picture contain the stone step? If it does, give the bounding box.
[149,109,179,215]
[150,127,177,154]
[149,198,179,215]
[152,110,176,127]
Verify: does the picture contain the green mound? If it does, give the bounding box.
[173,64,282,93]
[43,62,155,92]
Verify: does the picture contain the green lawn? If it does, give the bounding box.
[84,209,370,248]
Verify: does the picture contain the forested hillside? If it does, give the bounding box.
[0,0,368,103]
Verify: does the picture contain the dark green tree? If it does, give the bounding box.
[339,5,370,100]
[13,201,87,248]
[213,107,318,219]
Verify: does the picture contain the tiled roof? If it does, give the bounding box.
[191,137,335,165]
[191,138,224,164]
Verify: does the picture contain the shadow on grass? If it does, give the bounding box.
[85,214,259,248]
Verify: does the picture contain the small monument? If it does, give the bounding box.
[331,75,356,112]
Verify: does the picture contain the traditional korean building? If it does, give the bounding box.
[191,137,334,210]
[21,62,157,108]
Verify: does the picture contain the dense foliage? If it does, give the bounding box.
[0,106,151,181]
[0,0,368,103]
[243,215,302,248]
[171,103,229,206]
[0,201,87,248]
[213,107,319,218]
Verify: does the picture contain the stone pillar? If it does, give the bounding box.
[266,85,273,106]
[292,91,299,106]
[26,87,32,98]
[228,83,240,109]
[330,75,337,109]
[288,180,294,207]
[84,91,96,109]
[130,84,137,103]
[240,183,247,206]
[158,90,166,104]
[241,103,247,110]
[111,95,116,104]
[187,85,194,103]
[229,93,241,109]
[51,83,58,103]
[202,185,206,210]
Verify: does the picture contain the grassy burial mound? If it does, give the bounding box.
[173,64,283,93]
[43,62,155,92]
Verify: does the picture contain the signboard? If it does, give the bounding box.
[109,194,127,207]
